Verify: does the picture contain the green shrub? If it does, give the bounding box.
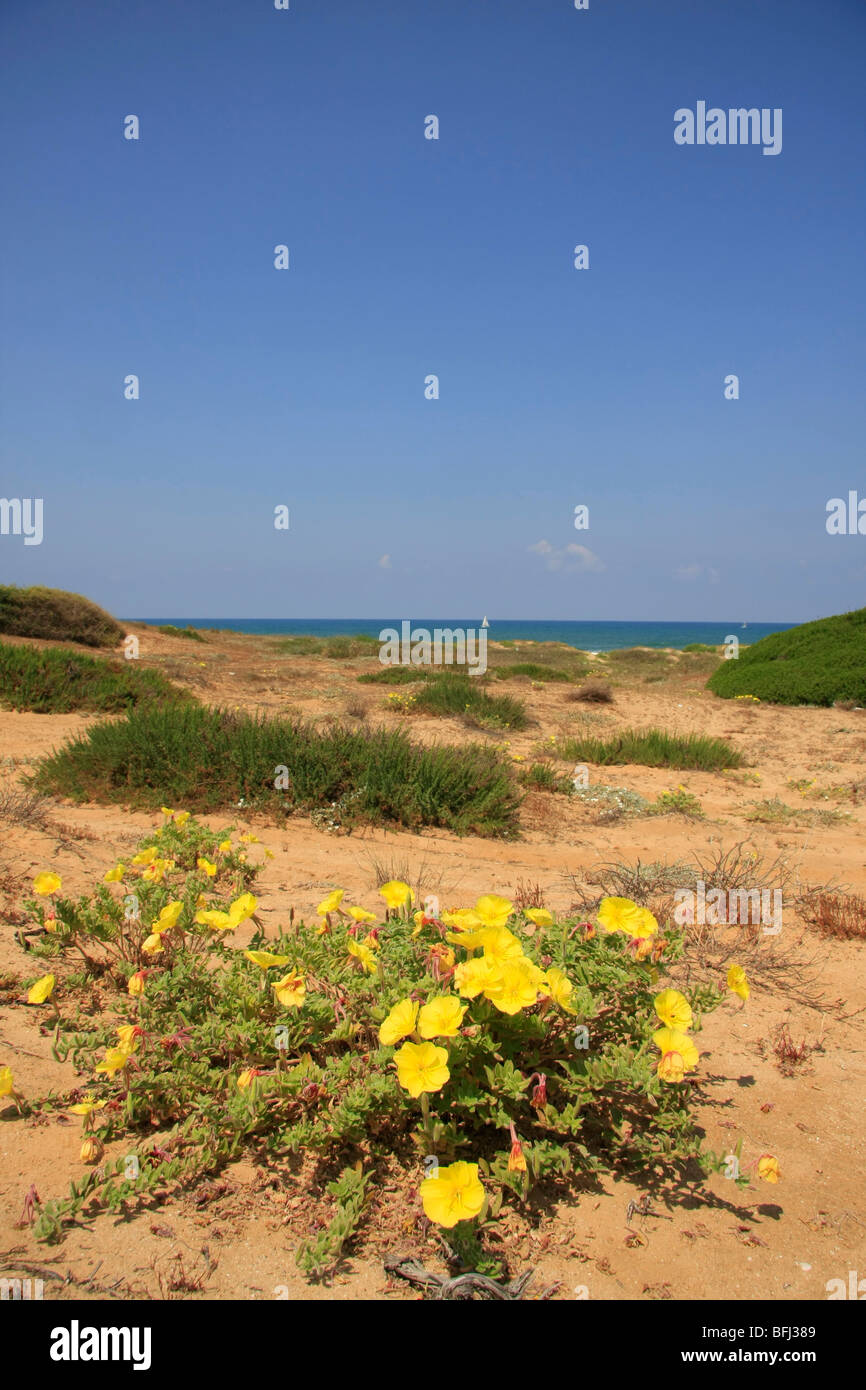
[0,641,188,714]
[519,763,574,794]
[32,703,521,837]
[496,663,571,683]
[412,674,529,731]
[706,608,866,706]
[0,586,123,648]
[554,728,742,771]
[156,625,206,642]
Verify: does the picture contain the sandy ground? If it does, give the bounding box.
[1,626,864,1301]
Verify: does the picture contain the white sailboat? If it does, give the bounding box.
[481,616,489,628]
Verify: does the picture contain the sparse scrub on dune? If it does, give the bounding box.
[156,625,206,642]
[0,641,189,714]
[495,663,571,683]
[553,727,742,771]
[0,585,123,648]
[798,889,866,940]
[518,763,574,794]
[410,673,529,731]
[273,634,380,660]
[567,679,615,704]
[31,703,521,837]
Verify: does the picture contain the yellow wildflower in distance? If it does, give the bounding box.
[272,970,306,1008]
[478,926,524,964]
[757,1154,781,1183]
[69,1096,107,1118]
[160,806,174,819]
[156,901,183,930]
[474,894,514,928]
[131,848,158,867]
[317,890,344,915]
[597,896,644,935]
[421,1161,484,1228]
[540,967,576,1014]
[141,933,164,955]
[484,957,545,1015]
[245,950,290,970]
[441,908,483,932]
[727,964,750,1001]
[418,996,467,1039]
[524,909,553,929]
[33,872,61,896]
[197,857,217,877]
[379,880,414,912]
[173,812,190,826]
[652,1027,699,1078]
[394,1041,450,1098]
[347,939,378,974]
[454,956,503,999]
[654,989,693,1031]
[96,1048,131,1079]
[229,892,257,924]
[627,906,659,941]
[218,839,233,853]
[378,998,419,1046]
[27,974,55,1005]
[103,863,126,883]
[347,906,377,924]
[128,971,146,997]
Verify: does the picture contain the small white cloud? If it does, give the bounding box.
[529,540,604,574]
[674,563,720,583]
[378,554,391,569]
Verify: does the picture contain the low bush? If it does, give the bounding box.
[0,586,123,648]
[554,728,742,771]
[0,642,188,714]
[706,608,866,706]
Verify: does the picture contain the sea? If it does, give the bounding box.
[135,619,796,652]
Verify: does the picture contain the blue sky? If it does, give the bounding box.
[1,0,864,621]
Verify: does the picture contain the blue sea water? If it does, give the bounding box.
[134,618,797,652]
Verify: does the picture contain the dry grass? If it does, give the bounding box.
[567,679,615,705]
[797,889,866,940]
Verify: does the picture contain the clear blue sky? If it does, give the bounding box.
[1,0,864,621]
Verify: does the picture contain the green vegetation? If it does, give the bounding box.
[707,608,866,706]
[519,763,574,794]
[32,703,521,837]
[495,662,571,683]
[157,625,206,642]
[0,585,123,648]
[272,634,380,659]
[18,821,732,1268]
[553,727,743,771]
[411,673,529,731]
[682,643,718,654]
[0,641,188,714]
[357,665,436,684]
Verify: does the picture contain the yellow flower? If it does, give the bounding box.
[128,971,146,997]
[727,964,750,1001]
[173,811,190,826]
[245,950,290,970]
[160,806,174,819]
[379,880,414,912]
[142,858,172,882]
[33,872,62,896]
[441,909,483,932]
[195,909,234,931]
[478,926,524,964]
[237,1068,261,1090]
[474,894,514,928]
[0,1066,19,1100]
[454,956,503,999]
[347,939,378,974]
[103,863,126,883]
[540,966,576,1014]
[652,1027,699,1076]
[229,892,257,924]
[394,1041,450,1098]
[141,933,164,955]
[757,1153,781,1183]
[418,996,467,1039]
[654,989,693,1031]
[627,906,659,941]
[157,900,183,930]
[197,857,217,877]
[116,1024,141,1052]
[218,839,233,853]
[132,848,158,867]
[27,974,55,1004]
[379,997,420,1046]
[597,896,644,935]
[421,1161,484,1228]
[657,1050,687,1083]
[80,1136,105,1164]
[317,890,345,916]
[524,909,553,929]
[240,832,259,844]
[347,906,377,924]
[272,970,306,1008]
[484,957,544,1015]
[361,931,381,952]
[96,1048,131,1078]
[69,1096,107,1117]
